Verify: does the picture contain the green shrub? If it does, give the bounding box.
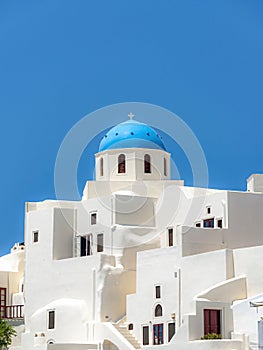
[201,333,222,340]
[0,318,16,349]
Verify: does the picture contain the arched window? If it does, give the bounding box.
[144,154,151,173]
[118,154,126,173]
[164,157,167,176]
[128,323,133,330]
[155,304,163,317]
[100,157,104,177]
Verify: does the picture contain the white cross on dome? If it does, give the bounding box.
[128,112,135,120]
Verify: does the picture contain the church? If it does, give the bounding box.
[1,116,263,350]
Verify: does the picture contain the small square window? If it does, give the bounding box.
[90,213,97,225]
[195,222,201,228]
[207,207,211,214]
[48,310,55,329]
[33,231,39,243]
[155,285,161,299]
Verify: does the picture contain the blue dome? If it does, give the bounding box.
[99,120,166,152]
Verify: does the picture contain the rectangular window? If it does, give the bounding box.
[217,219,223,228]
[144,154,151,173]
[168,228,173,247]
[207,206,211,214]
[164,158,167,177]
[33,231,39,243]
[97,234,104,253]
[195,222,201,227]
[48,310,55,329]
[203,218,214,228]
[90,212,97,225]
[155,285,161,299]
[168,322,176,342]
[142,326,149,345]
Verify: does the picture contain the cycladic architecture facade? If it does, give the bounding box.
[2,117,263,350]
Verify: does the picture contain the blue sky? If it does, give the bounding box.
[0,0,263,255]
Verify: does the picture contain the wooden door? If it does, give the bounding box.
[204,309,221,335]
[0,288,6,318]
[153,323,164,345]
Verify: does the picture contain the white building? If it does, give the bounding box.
[2,117,263,350]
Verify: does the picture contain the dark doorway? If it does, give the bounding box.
[81,235,92,256]
[142,326,149,345]
[168,322,175,342]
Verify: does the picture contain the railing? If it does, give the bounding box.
[3,305,24,319]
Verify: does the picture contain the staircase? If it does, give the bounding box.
[113,317,141,350]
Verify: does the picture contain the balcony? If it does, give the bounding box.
[1,305,24,319]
